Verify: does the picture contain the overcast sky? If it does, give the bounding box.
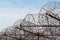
[0,0,60,31]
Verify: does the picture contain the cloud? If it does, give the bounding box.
[0,0,59,31]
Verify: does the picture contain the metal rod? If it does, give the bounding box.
[46,12,60,21]
[21,24,60,27]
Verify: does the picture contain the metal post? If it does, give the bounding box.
[37,29,39,40]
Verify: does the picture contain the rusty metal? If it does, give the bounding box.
[20,24,60,27]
